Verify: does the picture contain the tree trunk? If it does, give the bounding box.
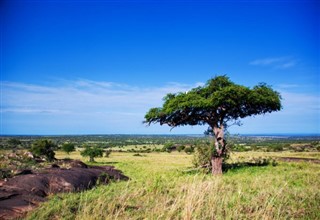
[211,124,226,175]
[89,156,94,162]
[211,156,223,175]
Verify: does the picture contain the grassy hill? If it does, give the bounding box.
[26,151,320,220]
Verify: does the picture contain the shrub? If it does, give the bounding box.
[104,150,111,157]
[231,144,247,152]
[8,138,22,149]
[177,145,185,152]
[97,172,113,184]
[133,153,145,157]
[162,142,175,152]
[192,143,212,172]
[271,144,284,152]
[184,146,194,154]
[80,146,104,162]
[30,139,56,162]
[61,142,75,155]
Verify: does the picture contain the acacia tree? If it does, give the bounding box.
[61,142,76,155]
[80,145,104,162]
[144,76,281,175]
[30,139,56,162]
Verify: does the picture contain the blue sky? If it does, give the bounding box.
[1,0,319,135]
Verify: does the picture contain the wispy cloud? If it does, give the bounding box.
[230,89,320,134]
[1,79,319,134]
[276,83,300,89]
[1,80,202,133]
[1,80,198,116]
[249,56,296,69]
[280,92,320,115]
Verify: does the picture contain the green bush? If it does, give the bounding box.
[184,146,194,154]
[162,142,175,153]
[177,145,185,152]
[192,143,212,172]
[104,150,112,157]
[97,172,113,184]
[61,142,76,155]
[30,139,56,162]
[80,146,104,162]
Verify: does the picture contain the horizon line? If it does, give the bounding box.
[1,133,319,137]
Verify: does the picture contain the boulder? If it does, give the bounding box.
[0,161,128,219]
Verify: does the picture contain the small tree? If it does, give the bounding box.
[184,146,195,154]
[7,138,22,152]
[81,145,104,162]
[144,76,281,175]
[8,138,21,147]
[61,142,76,155]
[30,139,56,162]
[104,150,112,157]
[177,145,186,152]
[192,142,212,172]
[162,142,175,152]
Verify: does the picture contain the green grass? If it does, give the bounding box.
[26,151,320,220]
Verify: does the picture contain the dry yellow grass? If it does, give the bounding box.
[27,151,320,220]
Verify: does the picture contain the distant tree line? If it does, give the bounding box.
[0,136,319,153]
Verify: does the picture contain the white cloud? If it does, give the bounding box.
[230,88,320,134]
[279,91,320,115]
[1,79,319,134]
[249,56,296,69]
[1,80,201,134]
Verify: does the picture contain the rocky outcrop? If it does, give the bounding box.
[0,160,128,220]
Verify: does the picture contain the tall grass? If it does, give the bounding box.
[27,152,320,219]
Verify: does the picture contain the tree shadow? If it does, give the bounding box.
[91,161,119,165]
[181,158,277,175]
[223,159,277,172]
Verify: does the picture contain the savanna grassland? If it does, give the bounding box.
[26,150,320,220]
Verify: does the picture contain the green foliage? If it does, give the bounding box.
[104,150,111,157]
[192,142,212,172]
[177,145,185,152]
[61,142,76,154]
[230,144,250,152]
[144,75,282,128]
[144,76,281,174]
[0,169,11,179]
[184,146,194,154]
[30,139,56,161]
[0,151,40,179]
[8,138,21,147]
[162,142,175,152]
[80,145,104,162]
[97,172,114,185]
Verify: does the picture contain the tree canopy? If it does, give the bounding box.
[144,76,281,130]
[81,145,104,162]
[144,75,282,175]
[61,142,76,155]
[30,139,56,162]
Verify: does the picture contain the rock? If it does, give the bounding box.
[51,164,60,168]
[13,169,33,176]
[0,162,128,219]
[23,152,34,159]
[55,159,88,169]
[7,153,18,159]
